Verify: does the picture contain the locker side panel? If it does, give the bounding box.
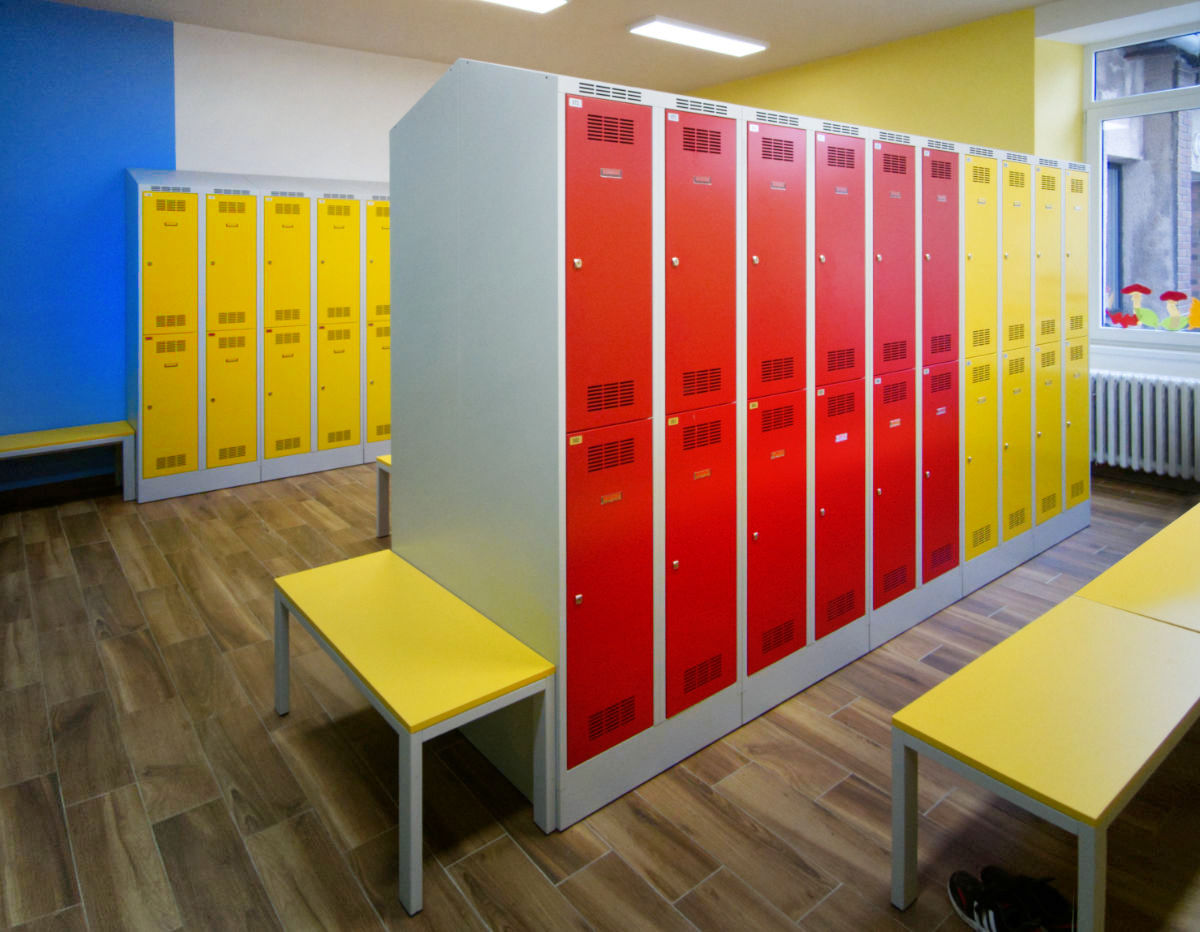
[264,197,311,327]
[205,193,256,331]
[872,142,916,375]
[142,192,198,335]
[872,371,916,608]
[1064,172,1088,339]
[142,334,197,477]
[964,356,999,560]
[366,322,391,443]
[1034,344,1062,523]
[964,156,998,357]
[1065,340,1089,508]
[922,362,959,581]
[566,96,653,430]
[1034,167,1061,345]
[666,404,737,715]
[665,111,736,414]
[922,150,959,365]
[366,201,391,322]
[747,390,807,675]
[1001,164,1032,351]
[814,380,865,638]
[264,326,311,457]
[205,330,256,466]
[1001,348,1032,539]
[814,134,866,385]
[317,324,361,449]
[747,124,807,398]
[566,419,654,768]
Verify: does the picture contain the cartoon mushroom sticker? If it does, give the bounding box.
[1121,283,1157,327]
[1160,290,1187,317]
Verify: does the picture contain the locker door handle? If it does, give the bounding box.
[1036,431,1042,438]
[671,560,680,571]
[751,255,759,264]
[1036,251,1041,258]
[967,252,973,260]
[1065,251,1071,258]
[1003,442,1009,450]
[875,254,882,262]
[573,258,582,269]
[751,532,759,541]
[1003,252,1009,259]
[924,253,931,261]
[967,456,973,463]
[574,594,583,606]
[818,254,826,263]
[819,507,826,516]
[671,257,680,267]
[924,470,931,478]
[1066,420,1071,427]
[875,488,882,496]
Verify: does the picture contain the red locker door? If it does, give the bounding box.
[747,124,806,399]
[922,362,960,581]
[872,141,916,375]
[922,150,960,365]
[565,96,653,432]
[814,133,866,386]
[566,419,653,768]
[872,371,916,608]
[747,389,806,675]
[666,111,736,414]
[666,403,736,716]
[814,380,865,639]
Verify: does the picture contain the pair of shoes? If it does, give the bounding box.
[947,870,1027,931]
[947,867,1074,931]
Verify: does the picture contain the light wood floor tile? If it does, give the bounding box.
[98,628,174,715]
[160,635,244,722]
[798,883,908,931]
[118,545,177,594]
[144,516,196,555]
[50,692,133,805]
[39,623,105,706]
[20,508,64,544]
[229,638,325,730]
[724,714,850,798]
[164,548,265,652]
[559,851,694,932]
[674,867,796,932]
[119,698,219,822]
[137,585,207,647]
[421,749,505,867]
[0,616,41,690]
[69,542,121,590]
[10,904,89,931]
[31,577,87,632]
[24,538,74,584]
[0,571,32,625]
[100,513,154,555]
[0,775,79,926]
[679,737,749,785]
[82,578,146,640]
[294,646,371,721]
[0,534,22,575]
[0,683,54,787]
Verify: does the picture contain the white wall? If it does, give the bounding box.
[173,24,447,180]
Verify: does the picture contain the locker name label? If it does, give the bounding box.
[937,195,947,202]
[889,418,902,429]
[668,112,679,121]
[600,168,622,179]
[835,432,848,443]
[770,449,785,460]
[668,417,679,426]
[600,491,623,505]
[936,406,947,416]
[693,468,711,480]
[568,97,582,107]
[693,176,712,185]
[835,186,848,195]
[770,181,787,191]
[569,436,583,446]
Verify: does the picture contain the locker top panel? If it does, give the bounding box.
[129,168,257,195]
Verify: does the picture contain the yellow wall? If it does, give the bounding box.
[1035,39,1085,161]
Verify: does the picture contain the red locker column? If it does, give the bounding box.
[565,95,652,432]
[747,123,806,399]
[666,403,736,716]
[666,111,736,414]
[922,149,960,365]
[814,380,865,639]
[747,389,806,675]
[815,133,866,386]
[566,419,653,767]
[872,371,916,608]
[922,362,960,581]
[872,141,916,375]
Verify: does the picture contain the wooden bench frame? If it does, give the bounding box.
[0,421,135,501]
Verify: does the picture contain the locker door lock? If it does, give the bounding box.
[1036,251,1042,258]
[369,380,374,385]
[1003,442,1009,450]
[967,455,973,463]
[751,255,759,265]
[967,252,973,260]
[924,253,931,261]
[671,560,680,571]
[875,488,882,496]
[1065,251,1071,258]
[818,254,826,263]
[752,531,759,541]
[574,594,583,605]
[1066,420,1071,428]
[819,507,826,516]
[1003,252,1009,259]
[1036,430,1042,438]
[925,470,931,478]
[671,257,680,267]
[573,258,582,269]
[875,254,882,262]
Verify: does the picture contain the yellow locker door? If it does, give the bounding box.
[1034,345,1062,524]
[1001,162,1032,352]
[142,192,198,335]
[1065,339,1089,509]
[1033,166,1061,345]
[964,355,998,560]
[206,194,256,331]
[964,156,998,358]
[367,322,391,442]
[1001,348,1032,540]
[264,197,310,327]
[317,324,360,449]
[142,334,197,478]
[206,329,256,466]
[1064,171,1088,340]
[317,199,360,326]
[366,200,390,323]
[264,326,310,458]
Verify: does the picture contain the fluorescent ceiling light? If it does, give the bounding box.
[629,15,767,57]
[475,0,567,12]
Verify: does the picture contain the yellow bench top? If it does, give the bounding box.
[1075,503,1200,635]
[377,454,391,468]
[275,550,553,732]
[893,596,1200,826]
[0,420,134,455]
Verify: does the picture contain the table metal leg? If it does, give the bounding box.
[376,465,390,538]
[891,731,919,909]
[274,596,290,716]
[1077,822,1106,931]
[531,676,555,833]
[397,731,423,915]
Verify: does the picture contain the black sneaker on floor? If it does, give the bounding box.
[948,870,1029,931]
[980,866,1074,931]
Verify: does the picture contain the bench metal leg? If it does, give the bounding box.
[1077,823,1106,931]
[121,435,136,501]
[531,676,555,833]
[398,731,423,915]
[376,465,390,538]
[274,596,290,716]
[891,731,919,910]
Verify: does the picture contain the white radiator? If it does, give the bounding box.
[1091,369,1200,480]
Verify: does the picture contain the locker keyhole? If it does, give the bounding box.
[574,594,583,605]
[671,560,680,571]
[751,532,759,541]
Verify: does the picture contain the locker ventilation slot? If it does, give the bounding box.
[675,97,727,116]
[155,198,187,212]
[926,138,956,152]
[931,371,952,393]
[1070,178,1085,195]
[761,137,794,161]
[218,445,246,461]
[683,655,722,693]
[376,326,390,338]
[1068,161,1088,172]
[155,314,187,329]
[1007,170,1026,189]
[826,348,856,372]
[969,146,996,158]
[930,543,954,568]
[972,164,992,185]
[326,306,351,319]
[587,696,635,741]
[826,590,855,623]
[826,145,855,169]
[578,82,642,103]
[327,430,352,444]
[1008,323,1025,344]
[375,204,391,217]
[274,202,301,215]
[878,131,911,145]
[683,420,723,449]
[586,380,635,412]
[155,339,187,353]
[155,454,187,469]
[882,153,907,174]
[218,312,247,325]
[1071,480,1085,499]
[1038,158,1058,168]
[882,382,907,405]
[1040,349,1056,367]
[218,335,246,349]
[1008,507,1026,530]
[682,368,722,397]
[760,405,794,432]
[755,110,800,128]
[971,363,992,383]
[761,357,795,382]
[587,114,635,145]
[276,437,301,452]
[375,304,391,317]
[150,185,190,193]
[821,121,860,137]
[972,524,992,548]
[275,331,301,345]
[587,438,635,472]
[1069,344,1084,361]
[326,203,351,217]
[762,620,796,654]
[971,328,991,348]
[271,190,303,198]
[275,309,302,322]
[1041,493,1057,514]
[682,126,722,154]
[826,391,855,417]
[1040,319,1056,338]
[217,200,246,214]
[324,192,354,200]
[882,565,908,592]
[375,424,390,437]
[326,329,352,342]
[1005,153,1030,164]
[882,340,908,363]
[1008,356,1025,376]
[1069,315,1084,332]
[930,159,953,180]
[1040,174,1057,191]
[929,334,952,356]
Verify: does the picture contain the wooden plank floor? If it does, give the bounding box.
[1,468,1198,930]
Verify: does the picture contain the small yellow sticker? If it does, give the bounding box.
[668,417,679,426]
[600,491,623,505]
[569,436,583,446]
[749,401,759,410]
[693,468,711,480]
[770,449,785,460]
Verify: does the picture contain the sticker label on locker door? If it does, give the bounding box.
[693,176,712,185]
[569,436,583,445]
[668,112,679,121]
[569,97,582,107]
[889,418,902,428]
[600,168,623,179]
[770,181,787,190]
[770,449,785,459]
[693,468,711,480]
[936,406,947,415]
[835,432,848,443]
[749,124,759,132]
[835,186,848,195]
[600,491,623,505]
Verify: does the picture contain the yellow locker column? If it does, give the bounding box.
[317,325,360,448]
[142,335,198,476]
[264,196,310,456]
[1064,171,1088,340]
[1001,161,1032,353]
[964,155,998,357]
[964,356,998,560]
[1001,348,1032,539]
[265,327,310,457]
[1034,166,1061,345]
[366,200,391,442]
[1034,345,1062,523]
[206,331,256,466]
[317,199,361,449]
[1065,339,1089,509]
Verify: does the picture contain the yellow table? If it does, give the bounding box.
[0,421,135,500]
[375,454,392,537]
[891,596,1200,931]
[274,549,556,914]
[1075,503,1200,634]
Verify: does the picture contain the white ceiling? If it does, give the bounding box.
[59,0,1044,92]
